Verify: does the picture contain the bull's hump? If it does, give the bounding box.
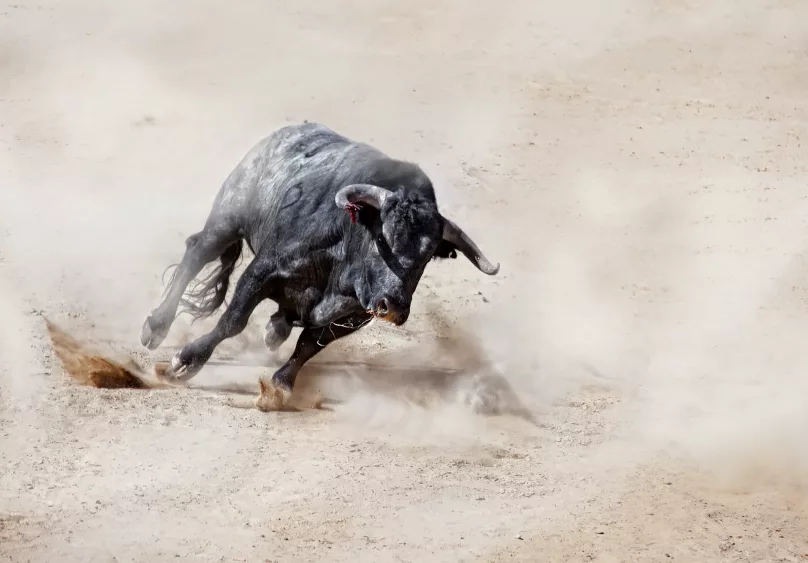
[263,123,408,194]
[278,123,343,150]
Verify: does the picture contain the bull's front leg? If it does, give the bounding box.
[254,310,372,412]
[264,309,293,351]
[161,257,275,381]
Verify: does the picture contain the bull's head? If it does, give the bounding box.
[335,183,499,325]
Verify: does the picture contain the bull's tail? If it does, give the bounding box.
[178,239,244,321]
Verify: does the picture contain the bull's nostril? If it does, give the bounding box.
[378,298,389,315]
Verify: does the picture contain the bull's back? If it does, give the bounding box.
[212,123,352,215]
[231,123,382,253]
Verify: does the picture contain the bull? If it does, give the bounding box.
[140,122,500,410]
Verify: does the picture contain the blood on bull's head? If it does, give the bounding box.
[335,183,500,325]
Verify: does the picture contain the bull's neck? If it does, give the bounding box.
[344,222,375,306]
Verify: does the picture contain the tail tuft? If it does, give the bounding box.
[178,240,244,321]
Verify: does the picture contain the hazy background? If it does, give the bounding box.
[1,0,807,560]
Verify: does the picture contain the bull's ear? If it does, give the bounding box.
[441,216,500,275]
[432,240,458,260]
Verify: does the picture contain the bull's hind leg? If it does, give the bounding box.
[141,218,241,350]
[255,313,370,411]
[163,256,275,381]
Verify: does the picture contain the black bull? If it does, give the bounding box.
[140,122,500,410]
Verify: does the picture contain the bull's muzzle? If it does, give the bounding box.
[371,296,409,326]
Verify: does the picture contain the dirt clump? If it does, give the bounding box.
[45,318,165,390]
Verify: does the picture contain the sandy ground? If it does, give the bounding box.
[2,0,808,561]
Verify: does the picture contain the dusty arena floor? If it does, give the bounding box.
[2,0,808,561]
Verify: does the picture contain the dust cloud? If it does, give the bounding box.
[0,282,41,417]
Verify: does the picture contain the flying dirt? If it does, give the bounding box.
[45,318,155,390]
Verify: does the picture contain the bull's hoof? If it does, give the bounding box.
[140,315,169,350]
[153,361,187,386]
[255,379,292,412]
[155,351,201,382]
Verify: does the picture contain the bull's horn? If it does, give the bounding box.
[335,184,390,210]
[441,216,500,276]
